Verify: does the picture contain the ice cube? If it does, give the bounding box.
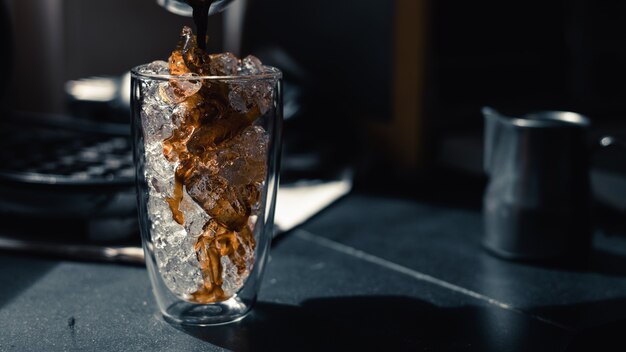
[220,255,241,297]
[142,107,176,147]
[169,50,191,76]
[170,27,195,76]
[238,55,264,75]
[208,52,239,76]
[188,179,259,231]
[140,60,170,75]
[180,187,210,238]
[217,125,269,185]
[159,73,202,104]
[228,80,274,115]
[171,26,215,76]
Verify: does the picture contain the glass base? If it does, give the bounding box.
[162,296,252,326]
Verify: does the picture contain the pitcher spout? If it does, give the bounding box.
[482,106,504,175]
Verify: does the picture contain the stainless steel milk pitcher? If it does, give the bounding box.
[482,107,591,261]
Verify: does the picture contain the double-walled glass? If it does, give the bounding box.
[131,64,282,325]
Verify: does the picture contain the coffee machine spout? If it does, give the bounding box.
[156,0,236,16]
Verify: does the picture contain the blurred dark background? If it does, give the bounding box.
[2,0,626,225]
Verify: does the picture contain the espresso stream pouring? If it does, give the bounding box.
[482,107,592,262]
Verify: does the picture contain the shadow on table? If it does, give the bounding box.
[0,254,57,309]
[586,249,626,277]
[565,315,626,351]
[490,246,626,278]
[489,248,626,278]
[523,297,626,351]
[531,296,626,334]
[174,296,569,352]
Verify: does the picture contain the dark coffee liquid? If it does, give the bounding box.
[183,0,214,50]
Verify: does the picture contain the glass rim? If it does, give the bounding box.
[131,64,282,81]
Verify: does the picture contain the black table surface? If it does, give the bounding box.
[2,192,626,351]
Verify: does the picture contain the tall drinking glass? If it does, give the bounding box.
[131,63,282,325]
